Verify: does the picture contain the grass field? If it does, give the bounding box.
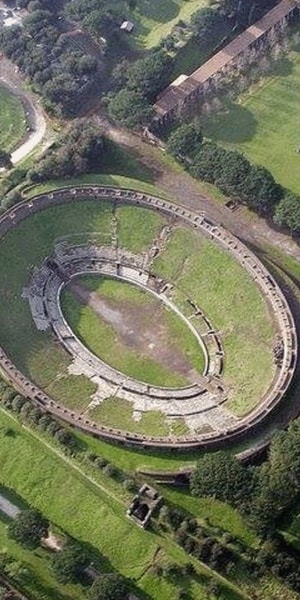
[131,0,209,49]
[0,84,26,153]
[0,409,245,600]
[204,47,300,196]
[153,226,275,414]
[1,409,298,600]
[61,275,204,388]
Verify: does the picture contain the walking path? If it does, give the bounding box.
[0,491,20,518]
[0,57,46,164]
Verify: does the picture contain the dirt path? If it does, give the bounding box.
[0,491,20,518]
[0,57,47,164]
[94,114,300,263]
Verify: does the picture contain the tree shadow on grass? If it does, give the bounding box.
[102,141,155,183]
[204,101,257,144]
[137,0,180,24]
[267,56,294,78]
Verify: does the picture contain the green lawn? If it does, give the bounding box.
[62,288,187,388]
[153,226,275,415]
[1,409,297,600]
[0,514,84,600]
[24,174,170,201]
[204,48,300,196]
[0,84,26,153]
[90,398,171,436]
[130,0,209,49]
[61,275,204,390]
[0,409,242,600]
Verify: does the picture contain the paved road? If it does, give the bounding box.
[0,57,46,164]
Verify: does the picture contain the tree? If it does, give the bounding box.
[189,142,227,183]
[11,395,25,412]
[239,164,283,214]
[190,7,220,41]
[89,573,130,600]
[167,122,202,159]
[8,509,49,548]
[250,420,300,533]
[108,90,153,129]
[214,149,251,196]
[190,451,252,509]
[126,50,173,100]
[51,543,89,583]
[54,428,76,448]
[0,151,12,169]
[274,192,300,234]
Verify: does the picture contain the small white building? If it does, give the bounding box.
[120,20,134,33]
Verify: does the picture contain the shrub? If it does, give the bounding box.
[8,509,49,549]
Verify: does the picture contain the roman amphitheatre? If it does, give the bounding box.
[0,184,297,450]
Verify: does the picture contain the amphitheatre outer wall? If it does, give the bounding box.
[0,185,297,451]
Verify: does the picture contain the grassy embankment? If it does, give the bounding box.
[0,84,26,153]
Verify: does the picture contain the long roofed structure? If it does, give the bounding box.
[153,0,299,127]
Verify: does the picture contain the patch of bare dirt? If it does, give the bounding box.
[68,280,202,383]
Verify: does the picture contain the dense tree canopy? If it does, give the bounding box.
[51,543,90,583]
[189,142,227,183]
[108,90,154,129]
[274,193,300,233]
[238,165,283,214]
[28,120,106,182]
[8,510,49,548]
[250,421,300,534]
[0,2,100,116]
[89,573,130,600]
[190,451,253,509]
[167,122,203,159]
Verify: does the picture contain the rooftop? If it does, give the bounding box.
[154,0,298,116]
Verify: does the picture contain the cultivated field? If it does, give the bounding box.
[0,83,26,153]
[0,184,276,437]
[204,46,300,195]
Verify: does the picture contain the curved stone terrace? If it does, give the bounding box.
[0,185,297,450]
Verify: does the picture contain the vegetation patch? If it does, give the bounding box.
[61,275,204,389]
[153,226,275,413]
[0,84,26,153]
[89,398,170,437]
[0,409,219,600]
[131,0,210,49]
[203,48,300,197]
